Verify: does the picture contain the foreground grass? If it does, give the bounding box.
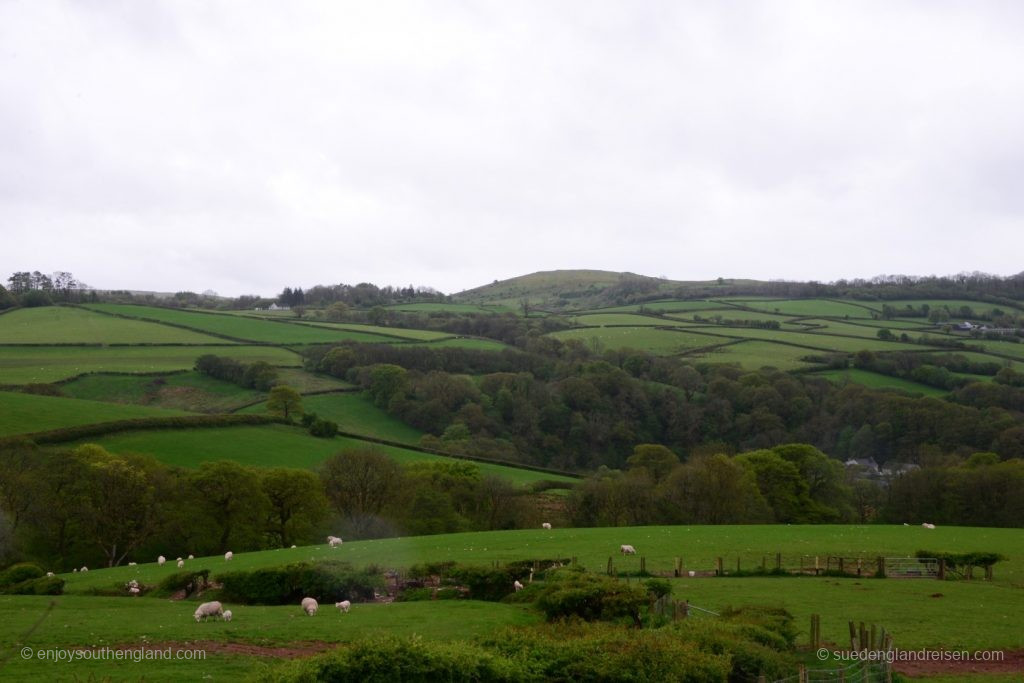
[0,391,189,437]
[61,372,266,413]
[0,598,537,681]
[0,345,301,384]
[74,424,577,486]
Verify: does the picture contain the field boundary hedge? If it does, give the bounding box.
[73,303,264,344]
[0,413,289,445]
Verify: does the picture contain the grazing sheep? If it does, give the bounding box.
[46,571,54,577]
[129,587,140,595]
[193,601,224,622]
[176,557,182,562]
[188,554,194,560]
[513,580,524,592]
[327,536,342,548]
[177,559,185,568]
[923,522,936,530]
[158,556,166,566]
[541,522,552,530]
[224,551,233,561]
[335,600,351,613]
[301,597,318,616]
[291,545,297,548]
[80,566,88,572]
[620,544,637,555]
[73,568,78,573]
[223,610,233,622]
[688,570,696,577]
[128,562,137,566]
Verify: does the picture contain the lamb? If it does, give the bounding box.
[129,587,140,595]
[620,544,637,555]
[335,600,351,613]
[177,559,185,568]
[513,580,524,592]
[80,566,88,572]
[158,555,166,566]
[922,522,936,530]
[176,557,182,562]
[541,522,552,530]
[224,551,233,561]
[46,571,54,577]
[223,610,233,622]
[327,536,342,547]
[301,597,318,616]
[194,601,224,622]
[187,554,194,560]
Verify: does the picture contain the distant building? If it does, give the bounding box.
[954,321,974,331]
[268,303,290,311]
[844,458,880,474]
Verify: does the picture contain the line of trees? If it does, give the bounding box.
[0,443,541,571]
[3,270,88,307]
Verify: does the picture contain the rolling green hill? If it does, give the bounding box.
[0,390,189,437]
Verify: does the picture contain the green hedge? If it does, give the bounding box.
[0,413,288,445]
[0,576,64,595]
[217,561,383,605]
[0,562,45,586]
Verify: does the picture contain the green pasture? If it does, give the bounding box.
[0,306,225,345]
[240,392,423,445]
[811,369,949,397]
[296,321,451,341]
[82,305,398,344]
[415,337,509,351]
[0,391,189,437]
[568,313,698,327]
[699,327,922,353]
[732,299,879,318]
[0,345,301,384]
[579,300,732,314]
[0,597,538,681]
[61,372,266,413]
[272,368,353,393]
[802,319,930,340]
[384,302,496,313]
[549,327,725,354]
[962,338,1024,361]
[915,351,1022,371]
[886,299,1022,314]
[684,340,822,371]
[73,424,577,486]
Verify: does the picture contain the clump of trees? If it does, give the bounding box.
[194,354,279,391]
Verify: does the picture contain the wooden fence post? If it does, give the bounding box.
[848,621,857,650]
[716,557,723,577]
[938,558,946,580]
[776,552,782,571]
[870,623,877,650]
[985,565,993,581]
[798,663,807,683]
[966,565,973,581]
[839,557,845,574]
[674,557,681,577]
[607,557,613,576]
[640,556,646,575]
[736,556,740,574]
[877,556,885,577]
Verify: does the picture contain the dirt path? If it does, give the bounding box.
[893,648,1024,677]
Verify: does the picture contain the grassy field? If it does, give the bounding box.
[0,391,189,437]
[888,299,1023,314]
[580,300,734,314]
[384,302,501,313]
[683,340,824,371]
[61,372,267,413]
[550,327,726,354]
[801,319,932,339]
[731,299,880,318]
[295,321,452,341]
[413,337,510,351]
[568,313,699,327]
[272,368,354,393]
[240,392,423,445]
[82,304,400,344]
[0,306,227,345]
[0,345,302,384]
[73,424,577,486]
[0,597,538,681]
[811,369,949,397]
[695,327,922,352]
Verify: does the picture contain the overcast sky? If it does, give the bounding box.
[2,1,1022,296]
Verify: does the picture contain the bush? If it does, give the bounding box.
[0,563,45,586]
[644,578,672,600]
[217,561,383,605]
[0,576,64,595]
[534,570,647,626]
[154,569,210,597]
[309,418,339,438]
[671,618,795,682]
[446,565,522,602]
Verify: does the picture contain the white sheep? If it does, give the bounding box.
[922,522,936,530]
[513,580,524,592]
[46,571,54,577]
[224,551,233,561]
[620,544,637,555]
[158,556,166,566]
[80,566,88,572]
[176,557,182,562]
[301,597,318,616]
[128,562,137,566]
[542,522,552,530]
[194,601,224,622]
[73,568,78,573]
[223,610,233,622]
[327,536,342,548]
[177,559,185,568]
[688,570,696,577]
[335,600,351,613]
[188,554,194,560]
[129,586,140,595]
[290,545,297,549]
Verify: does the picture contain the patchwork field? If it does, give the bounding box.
[82,304,399,344]
[0,345,301,384]
[683,340,823,371]
[295,321,452,341]
[568,313,699,327]
[728,298,880,318]
[415,337,509,351]
[60,372,267,413]
[550,327,726,354]
[0,306,225,344]
[811,368,949,397]
[0,390,189,437]
[71,424,577,486]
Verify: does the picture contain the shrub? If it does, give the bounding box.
[0,576,64,595]
[217,561,383,605]
[309,418,339,438]
[446,565,522,602]
[155,569,210,597]
[644,578,672,600]
[534,570,647,626]
[0,563,45,587]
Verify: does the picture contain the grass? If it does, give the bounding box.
[0,597,538,681]
[811,369,949,397]
[915,351,1022,371]
[272,368,354,393]
[580,300,733,314]
[240,392,423,445]
[549,327,725,354]
[568,313,699,327]
[0,306,226,344]
[0,345,302,384]
[72,424,578,486]
[695,327,925,353]
[82,304,401,344]
[683,340,823,371]
[384,302,500,313]
[60,372,267,413]
[0,391,189,437]
[802,319,934,339]
[731,299,880,318]
[416,337,509,351]
[294,321,452,341]
[886,299,1022,314]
